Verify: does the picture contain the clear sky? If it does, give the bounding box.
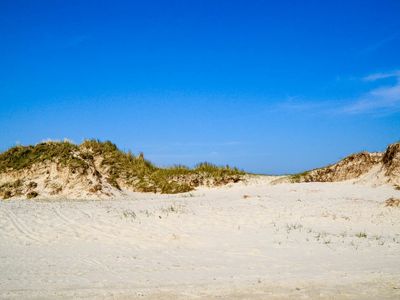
[1,0,400,174]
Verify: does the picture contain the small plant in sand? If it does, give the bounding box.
[385,198,400,207]
[160,204,185,215]
[26,191,38,199]
[355,232,367,238]
[286,223,303,233]
[122,209,136,219]
[181,192,195,198]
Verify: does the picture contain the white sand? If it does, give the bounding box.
[1,177,400,299]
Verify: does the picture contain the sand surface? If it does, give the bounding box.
[1,177,400,299]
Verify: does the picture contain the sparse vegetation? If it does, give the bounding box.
[27,181,38,189]
[355,232,367,238]
[0,179,23,199]
[287,142,400,184]
[89,184,102,193]
[49,183,63,195]
[290,171,310,183]
[385,198,400,207]
[122,209,136,219]
[286,223,303,233]
[26,191,38,199]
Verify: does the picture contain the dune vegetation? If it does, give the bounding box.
[0,140,245,199]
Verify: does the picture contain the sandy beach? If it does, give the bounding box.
[1,176,399,299]
[2,0,400,298]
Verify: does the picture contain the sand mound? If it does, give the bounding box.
[0,160,116,200]
[287,142,400,186]
[0,140,244,199]
[382,143,400,181]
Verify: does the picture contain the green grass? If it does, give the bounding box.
[0,141,88,173]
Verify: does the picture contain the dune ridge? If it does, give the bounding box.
[1,140,400,200]
[0,140,243,199]
[288,142,400,186]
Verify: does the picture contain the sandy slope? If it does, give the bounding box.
[1,176,400,299]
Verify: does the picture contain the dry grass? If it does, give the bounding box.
[0,141,87,173]
[385,198,400,207]
[0,180,24,199]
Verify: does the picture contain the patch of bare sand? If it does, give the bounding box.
[1,177,400,299]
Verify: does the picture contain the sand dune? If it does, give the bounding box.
[3,141,400,201]
[284,142,400,187]
[0,140,243,200]
[1,177,400,299]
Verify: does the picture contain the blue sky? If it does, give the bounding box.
[1,0,400,174]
